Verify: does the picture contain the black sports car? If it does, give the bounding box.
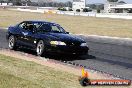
[6,21,89,56]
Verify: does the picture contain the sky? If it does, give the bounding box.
[56,0,132,4]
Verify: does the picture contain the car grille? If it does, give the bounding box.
[66,42,81,46]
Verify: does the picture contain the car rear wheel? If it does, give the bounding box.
[8,35,17,50]
[36,40,45,56]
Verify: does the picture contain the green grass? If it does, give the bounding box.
[0,10,132,38]
[0,54,130,88]
[0,54,81,88]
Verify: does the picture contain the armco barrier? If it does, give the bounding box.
[17,8,44,13]
[13,8,132,19]
[78,35,132,59]
[96,14,132,19]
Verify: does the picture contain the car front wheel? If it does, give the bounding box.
[36,40,45,56]
[8,35,17,50]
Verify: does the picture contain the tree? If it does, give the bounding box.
[0,0,2,5]
[12,0,22,5]
[96,4,104,10]
[118,1,126,4]
[26,0,31,6]
[87,4,96,9]
[107,0,118,2]
[87,4,104,10]
[65,1,72,7]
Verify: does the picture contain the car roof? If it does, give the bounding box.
[23,20,57,25]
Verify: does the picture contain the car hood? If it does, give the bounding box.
[46,33,85,43]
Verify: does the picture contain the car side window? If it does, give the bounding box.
[18,22,35,32]
[18,22,27,29]
[51,26,61,32]
[39,24,51,32]
[26,23,34,32]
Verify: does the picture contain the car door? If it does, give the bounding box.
[16,22,29,46]
[22,22,37,48]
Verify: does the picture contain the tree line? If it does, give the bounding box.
[0,0,126,11]
[0,0,72,7]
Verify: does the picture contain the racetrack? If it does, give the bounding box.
[0,28,132,80]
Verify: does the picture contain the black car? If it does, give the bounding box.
[6,21,89,56]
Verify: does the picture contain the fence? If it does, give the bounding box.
[10,7,132,19]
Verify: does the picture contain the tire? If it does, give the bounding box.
[36,40,45,56]
[8,35,17,50]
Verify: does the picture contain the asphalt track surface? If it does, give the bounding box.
[0,29,132,80]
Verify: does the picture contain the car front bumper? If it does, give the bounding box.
[46,45,89,55]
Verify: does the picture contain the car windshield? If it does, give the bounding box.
[34,22,66,33]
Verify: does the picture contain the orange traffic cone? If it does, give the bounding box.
[79,67,91,86]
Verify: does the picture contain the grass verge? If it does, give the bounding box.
[0,10,132,38]
[0,54,81,88]
[0,54,131,88]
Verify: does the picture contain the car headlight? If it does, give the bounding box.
[50,41,66,46]
[80,43,87,46]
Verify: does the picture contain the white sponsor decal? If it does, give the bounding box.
[22,32,28,36]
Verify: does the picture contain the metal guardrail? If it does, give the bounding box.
[1,6,132,19]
